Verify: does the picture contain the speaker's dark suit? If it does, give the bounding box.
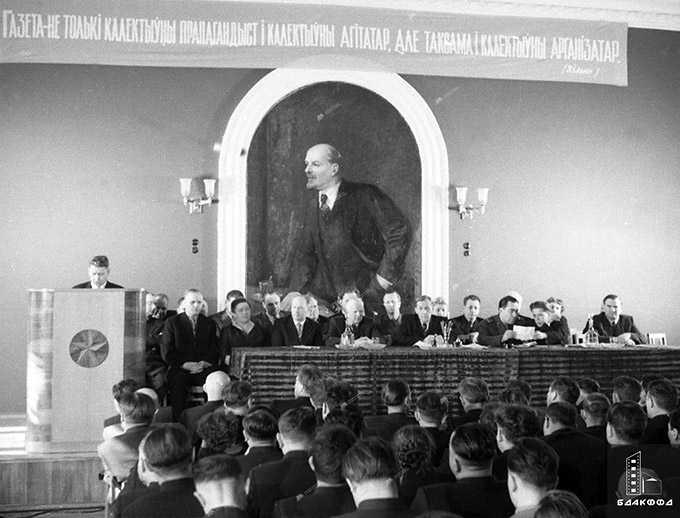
[325,314,384,346]
[393,314,447,347]
[72,281,124,288]
[161,313,220,420]
[273,484,355,518]
[449,315,482,344]
[247,450,316,518]
[271,316,323,347]
[583,313,646,344]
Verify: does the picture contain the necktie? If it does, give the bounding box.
[422,322,428,334]
[190,317,197,335]
[319,194,330,222]
[296,322,303,339]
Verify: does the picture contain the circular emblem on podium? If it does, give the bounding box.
[69,329,109,368]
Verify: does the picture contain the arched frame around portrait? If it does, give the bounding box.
[216,65,450,308]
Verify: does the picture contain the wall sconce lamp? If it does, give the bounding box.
[452,187,489,219]
[180,178,217,214]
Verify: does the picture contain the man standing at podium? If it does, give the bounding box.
[73,255,124,289]
[162,289,220,421]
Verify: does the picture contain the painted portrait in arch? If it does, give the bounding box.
[246,81,421,314]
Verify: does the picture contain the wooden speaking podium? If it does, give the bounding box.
[26,289,146,453]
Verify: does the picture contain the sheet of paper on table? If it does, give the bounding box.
[513,325,536,341]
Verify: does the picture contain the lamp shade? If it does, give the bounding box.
[179,178,192,197]
[455,187,468,206]
[203,179,216,198]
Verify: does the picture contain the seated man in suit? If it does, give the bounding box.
[580,393,610,446]
[449,295,482,345]
[307,296,330,337]
[193,454,248,518]
[393,295,447,347]
[121,424,204,518]
[273,424,358,518]
[530,301,570,345]
[376,291,403,345]
[73,254,124,289]
[411,423,514,518]
[582,294,646,344]
[272,294,323,347]
[103,378,140,439]
[180,370,231,441]
[210,289,244,333]
[161,289,221,421]
[247,407,318,518]
[238,407,282,477]
[493,404,541,481]
[253,292,283,334]
[98,392,156,486]
[546,377,585,430]
[506,438,559,518]
[641,377,678,445]
[365,379,416,441]
[451,377,489,429]
[273,363,323,415]
[325,297,383,346]
[478,295,522,348]
[336,436,419,518]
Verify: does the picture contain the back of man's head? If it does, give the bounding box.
[119,392,156,424]
[243,408,278,442]
[193,454,245,512]
[647,378,678,413]
[197,411,241,453]
[140,424,193,478]
[581,393,610,422]
[578,378,601,396]
[312,424,357,484]
[342,436,399,484]
[450,423,496,470]
[606,401,647,444]
[534,489,588,518]
[495,405,541,444]
[458,377,490,406]
[498,388,530,407]
[204,371,231,400]
[545,402,577,432]
[382,379,411,407]
[324,378,359,411]
[549,377,580,405]
[506,438,559,492]
[222,381,252,409]
[415,391,447,425]
[507,379,532,402]
[296,364,324,395]
[279,406,317,445]
[612,376,642,403]
[112,378,140,402]
[324,404,365,439]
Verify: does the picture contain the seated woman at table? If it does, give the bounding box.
[219,297,271,365]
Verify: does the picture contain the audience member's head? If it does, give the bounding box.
[242,407,278,445]
[196,411,241,458]
[506,438,559,511]
[668,408,680,445]
[193,454,246,514]
[606,401,647,445]
[479,401,504,432]
[611,375,642,404]
[498,387,530,407]
[507,379,533,403]
[118,392,155,425]
[138,424,193,486]
[310,424,357,485]
[576,377,601,405]
[640,374,666,404]
[534,489,588,518]
[392,425,436,476]
[342,436,400,504]
[382,379,411,410]
[581,393,611,427]
[324,404,365,438]
[323,378,359,417]
[494,404,541,452]
[547,377,580,406]
[277,406,317,453]
[645,378,678,418]
[222,381,252,414]
[295,364,324,398]
[449,423,496,478]
[458,377,489,410]
[112,378,140,404]
[135,388,160,410]
[415,391,447,428]
[544,402,577,435]
[203,371,231,401]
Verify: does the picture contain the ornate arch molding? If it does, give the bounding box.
[216,67,449,306]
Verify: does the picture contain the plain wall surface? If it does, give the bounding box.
[1,29,679,414]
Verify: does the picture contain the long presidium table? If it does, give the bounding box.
[230,345,680,416]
